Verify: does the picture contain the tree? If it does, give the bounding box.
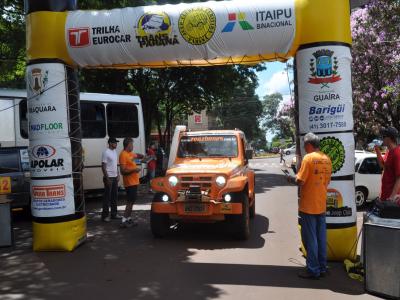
[0,1,25,88]
[261,92,295,141]
[351,0,400,139]
[210,67,265,142]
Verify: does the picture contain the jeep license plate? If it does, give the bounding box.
[184,203,206,213]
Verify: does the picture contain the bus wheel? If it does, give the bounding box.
[150,211,170,238]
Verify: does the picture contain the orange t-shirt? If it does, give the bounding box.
[296,151,332,214]
[119,150,139,187]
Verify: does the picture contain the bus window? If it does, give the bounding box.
[107,103,139,138]
[19,99,28,139]
[81,102,106,138]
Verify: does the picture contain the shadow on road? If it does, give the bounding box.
[2,170,366,300]
[255,172,293,194]
[1,206,365,300]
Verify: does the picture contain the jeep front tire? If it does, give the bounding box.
[231,192,250,240]
[150,211,170,238]
[249,194,255,219]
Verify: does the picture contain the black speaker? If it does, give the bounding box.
[364,218,400,299]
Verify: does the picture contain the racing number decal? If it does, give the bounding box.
[0,177,11,194]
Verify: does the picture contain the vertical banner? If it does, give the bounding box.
[296,44,357,260]
[26,62,85,251]
[27,63,76,218]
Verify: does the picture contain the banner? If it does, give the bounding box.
[29,139,72,177]
[296,45,353,134]
[65,0,295,67]
[31,177,75,218]
[27,63,70,139]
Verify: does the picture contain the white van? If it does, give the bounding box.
[0,89,147,191]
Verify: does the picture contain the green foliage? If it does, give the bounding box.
[0,1,25,88]
[210,66,265,142]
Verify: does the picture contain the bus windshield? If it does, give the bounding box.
[177,135,238,158]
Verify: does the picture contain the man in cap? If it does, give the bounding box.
[375,127,400,202]
[101,137,121,222]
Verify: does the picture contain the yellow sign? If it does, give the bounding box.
[0,177,11,194]
[178,8,216,45]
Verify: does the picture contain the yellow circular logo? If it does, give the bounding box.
[178,8,216,45]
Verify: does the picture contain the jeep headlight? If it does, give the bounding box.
[216,176,226,187]
[168,176,179,187]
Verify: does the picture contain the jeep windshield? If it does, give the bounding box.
[178,135,238,158]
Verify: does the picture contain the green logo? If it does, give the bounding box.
[320,136,345,173]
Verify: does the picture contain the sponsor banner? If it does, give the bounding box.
[26,63,69,139]
[29,139,72,177]
[300,132,355,177]
[296,45,353,134]
[325,180,356,224]
[31,177,75,217]
[65,0,295,67]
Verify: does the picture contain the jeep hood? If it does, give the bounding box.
[168,158,242,176]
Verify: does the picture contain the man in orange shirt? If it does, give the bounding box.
[119,137,144,228]
[295,132,332,279]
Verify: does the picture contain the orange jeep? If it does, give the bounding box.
[150,129,255,239]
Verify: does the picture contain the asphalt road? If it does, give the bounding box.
[0,157,378,300]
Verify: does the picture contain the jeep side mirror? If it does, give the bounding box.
[245,149,253,160]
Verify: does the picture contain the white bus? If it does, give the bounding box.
[0,89,147,191]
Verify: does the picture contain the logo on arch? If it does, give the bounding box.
[309,49,342,88]
[222,12,254,32]
[68,28,90,47]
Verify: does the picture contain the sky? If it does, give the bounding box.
[255,60,294,143]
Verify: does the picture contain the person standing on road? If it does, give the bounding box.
[375,127,400,203]
[147,142,157,192]
[119,137,145,228]
[289,132,332,279]
[101,137,120,222]
[280,148,285,165]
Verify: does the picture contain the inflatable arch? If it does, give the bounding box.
[26,0,356,259]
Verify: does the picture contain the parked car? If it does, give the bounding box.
[283,145,296,155]
[0,146,30,209]
[366,139,383,152]
[270,147,280,154]
[355,150,382,208]
[255,149,265,156]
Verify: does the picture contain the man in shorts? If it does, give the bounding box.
[119,137,144,228]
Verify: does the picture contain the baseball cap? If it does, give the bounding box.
[108,137,119,144]
[380,127,399,139]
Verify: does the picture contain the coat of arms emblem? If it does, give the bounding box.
[309,49,341,88]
